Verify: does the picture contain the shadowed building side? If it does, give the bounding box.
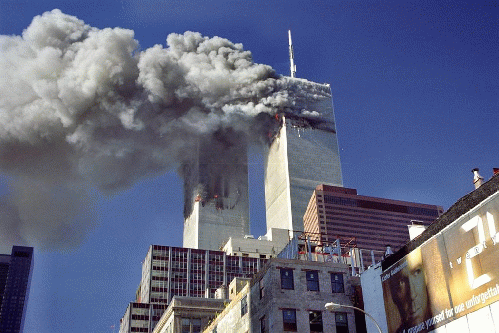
[0,246,34,333]
[182,130,250,251]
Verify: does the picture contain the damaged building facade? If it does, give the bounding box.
[264,80,343,236]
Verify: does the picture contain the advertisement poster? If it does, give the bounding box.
[382,194,499,333]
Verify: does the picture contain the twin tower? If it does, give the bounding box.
[182,78,343,251]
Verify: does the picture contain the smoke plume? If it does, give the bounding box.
[0,9,332,250]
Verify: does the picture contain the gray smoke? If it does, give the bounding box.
[0,9,332,250]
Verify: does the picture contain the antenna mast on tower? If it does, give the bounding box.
[288,30,297,78]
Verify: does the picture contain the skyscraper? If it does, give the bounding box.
[0,246,34,333]
[303,184,443,255]
[264,78,343,235]
[182,130,250,251]
[119,244,266,333]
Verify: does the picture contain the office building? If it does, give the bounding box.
[182,131,250,251]
[0,246,34,333]
[303,185,443,257]
[264,78,343,235]
[119,244,267,333]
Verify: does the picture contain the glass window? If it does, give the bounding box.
[192,318,201,333]
[309,311,323,333]
[260,316,266,333]
[181,318,190,333]
[241,295,248,316]
[331,273,344,293]
[282,309,297,331]
[335,312,348,333]
[259,280,265,299]
[280,268,294,290]
[306,271,320,291]
[181,318,201,333]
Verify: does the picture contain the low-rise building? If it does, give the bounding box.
[152,297,227,333]
[203,257,363,333]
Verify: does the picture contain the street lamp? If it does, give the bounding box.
[325,302,383,333]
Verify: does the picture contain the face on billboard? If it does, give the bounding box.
[392,249,429,326]
[383,248,431,333]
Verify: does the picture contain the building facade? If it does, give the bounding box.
[182,131,250,251]
[364,172,499,333]
[264,78,343,235]
[0,246,34,333]
[203,257,362,333]
[119,245,267,333]
[152,296,227,333]
[303,185,443,257]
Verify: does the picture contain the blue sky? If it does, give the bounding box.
[0,1,497,332]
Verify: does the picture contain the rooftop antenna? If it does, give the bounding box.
[288,30,297,78]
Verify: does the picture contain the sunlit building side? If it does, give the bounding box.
[264,80,343,236]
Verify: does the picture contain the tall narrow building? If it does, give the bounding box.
[264,78,343,235]
[0,246,34,333]
[182,130,250,251]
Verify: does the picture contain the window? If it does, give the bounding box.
[259,280,265,299]
[280,268,294,290]
[181,318,202,333]
[335,312,348,333]
[282,309,297,331]
[331,273,344,293]
[181,318,190,333]
[309,311,323,333]
[192,319,201,333]
[260,316,266,333]
[241,295,248,316]
[306,270,320,291]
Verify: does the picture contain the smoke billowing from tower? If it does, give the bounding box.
[0,9,336,250]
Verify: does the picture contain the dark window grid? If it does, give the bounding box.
[323,223,411,237]
[131,315,150,320]
[322,212,418,225]
[323,204,437,220]
[282,309,297,331]
[323,215,432,231]
[323,230,408,245]
[280,269,294,290]
[331,273,345,293]
[260,316,266,333]
[241,295,248,316]
[335,312,349,333]
[322,223,411,237]
[309,311,323,333]
[306,271,320,291]
[152,255,169,261]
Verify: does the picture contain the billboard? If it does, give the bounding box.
[381,192,499,333]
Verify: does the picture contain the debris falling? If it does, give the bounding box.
[0,9,333,250]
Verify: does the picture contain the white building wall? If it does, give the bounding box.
[360,264,389,333]
[264,80,343,234]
